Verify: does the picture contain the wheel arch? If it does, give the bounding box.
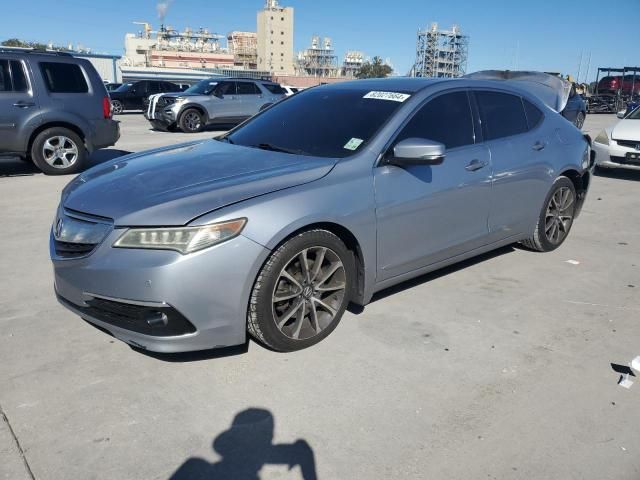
[178,104,209,124]
[559,167,590,217]
[267,221,367,305]
[28,122,87,155]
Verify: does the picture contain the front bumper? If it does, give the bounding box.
[51,229,270,353]
[593,139,640,171]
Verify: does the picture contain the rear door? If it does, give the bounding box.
[374,90,493,280]
[235,81,263,117]
[0,58,38,153]
[473,90,552,239]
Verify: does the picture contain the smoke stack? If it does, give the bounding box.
[157,0,173,23]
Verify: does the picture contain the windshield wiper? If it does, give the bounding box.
[253,143,300,155]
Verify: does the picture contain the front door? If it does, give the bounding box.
[0,58,38,154]
[208,81,242,120]
[374,90,492,280]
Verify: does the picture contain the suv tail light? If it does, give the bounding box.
[102,96,112,119]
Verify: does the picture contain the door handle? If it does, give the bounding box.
[532,141,546,151]
[13,101,35,108]
[465,159,488,172]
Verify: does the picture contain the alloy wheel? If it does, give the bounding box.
[575,112,585,129]
[42,136,79,169]
[111,100,123,114]
[272,247,346,341]
[183,112,202,132]
[544,186,574,245]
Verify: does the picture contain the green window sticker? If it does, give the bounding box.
[344,137,364,151]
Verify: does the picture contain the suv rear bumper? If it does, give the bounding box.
[90,119,120,151]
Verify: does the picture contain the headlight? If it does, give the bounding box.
[113,218,246,254]
[594,130,609,146]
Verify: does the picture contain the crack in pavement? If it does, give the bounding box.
[1,403,36,480]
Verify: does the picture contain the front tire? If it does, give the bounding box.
[111,100,123,115]
[30,127,87,175]
[179,108,205,133]
[247,230,354,352]
[521,176,576,252]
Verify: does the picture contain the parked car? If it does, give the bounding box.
[145,77,286,133]
[109,80,181,114]
[104,82,122,92]
[561,87,587,129]
[593,105,640,171]
[597,75,640,95]
[0,48,119,175]
[51,78,592,353]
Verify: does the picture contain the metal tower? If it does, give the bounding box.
[413,23,469,78]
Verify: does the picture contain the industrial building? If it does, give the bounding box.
[412,23,469,78]
[227,31,258,69]
[256,0,295,74]
[296,36,339,77]
[342,51,366,78]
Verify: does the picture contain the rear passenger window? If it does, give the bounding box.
[0,60,28,92]
[39,62,88,93]
[237,82,261,95]
[523,98,543,130]
[0,61,11,91]
[476,91,528,140]
[394,91,475,149]
[263,84,286,95]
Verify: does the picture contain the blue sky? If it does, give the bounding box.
[2,0,638,79]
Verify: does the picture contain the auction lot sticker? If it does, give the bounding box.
[363,91,411,102]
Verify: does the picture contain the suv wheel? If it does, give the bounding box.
[521,176,576,252]
[248,230,354,352]
[30,127,87,175]
[179,109,204,133]
[111,100,123,115]
[575,112,585,129]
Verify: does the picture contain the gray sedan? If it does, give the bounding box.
[50,78,593,353]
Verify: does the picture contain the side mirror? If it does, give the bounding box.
[617,111,626,119]
[389,138,446,166]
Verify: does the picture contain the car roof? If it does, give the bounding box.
[320,77,445,93]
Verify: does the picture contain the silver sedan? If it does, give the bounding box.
[51,77,593,353]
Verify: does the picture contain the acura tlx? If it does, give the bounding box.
[51,75,593,353]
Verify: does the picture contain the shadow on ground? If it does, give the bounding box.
[594,167,640,182]
[348,245,515,314]
[0,149,130,177]
[169,408,317,480]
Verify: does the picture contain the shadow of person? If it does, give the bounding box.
[170,408,317,480]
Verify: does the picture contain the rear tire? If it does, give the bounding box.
[179,108,205,133]
[30,127,87,175]
[521,176,576,252]
[247,230,354,352]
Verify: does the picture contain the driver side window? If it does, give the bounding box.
[393,91,475,150]
[215,82,236,96]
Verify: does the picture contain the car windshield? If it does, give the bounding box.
[225,87,410,158]
[114,83,134,92]
[184,79,219,95]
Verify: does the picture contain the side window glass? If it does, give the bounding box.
[147,82,161,94]
[10,61,28,92]
[216,82,236,96]
[236,82,260,95]
[39,62,88,93]
[523,99,543,130]
[0,60,10,92]
[393,91,475,150]
[476,91,528,140]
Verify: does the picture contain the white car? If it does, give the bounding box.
[593,107,640,171]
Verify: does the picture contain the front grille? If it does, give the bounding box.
[615,139,640,149]
[57,294,196,337]
[54,240,97,258]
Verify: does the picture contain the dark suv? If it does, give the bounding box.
[109,80,181,114]
[0,48,119,175]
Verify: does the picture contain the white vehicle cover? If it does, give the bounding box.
[464,70,572,113]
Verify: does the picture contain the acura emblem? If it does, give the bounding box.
[54,217,64,239]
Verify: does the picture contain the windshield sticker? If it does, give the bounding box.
[344,138,364,151]
[363,91,411,102]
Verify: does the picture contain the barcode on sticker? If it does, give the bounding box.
[363,91,411,102]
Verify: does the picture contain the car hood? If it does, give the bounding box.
[62,140,337,226]
[611,119,640,141]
